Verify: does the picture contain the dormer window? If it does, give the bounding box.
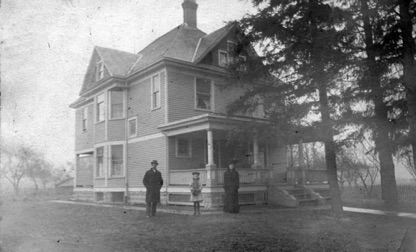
[96,61,104,81]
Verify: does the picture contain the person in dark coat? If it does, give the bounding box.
[223,159,239,213]
[143,160,164,217]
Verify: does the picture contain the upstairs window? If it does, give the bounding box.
[218,50,229,67]
[195,77,212,111]
[82,107,88,131]
[96,93,105,122]
[96,61,104,81]
[128,117,137,137]
[111,145,123,176]
[110,91,124,119]
[96,147,104,177]
[151,74,161,109]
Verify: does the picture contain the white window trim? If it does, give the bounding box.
[194,77,214,112]
[95,146,105,178]
[109,144,125,178]
[96,92,106,123]
[151,73,161,110]
[82,107,88,132]
[218,50,229,67]
[128,117,138,138]
[176,137,192,158]
[109,90,125,120]
[96,60,104,81]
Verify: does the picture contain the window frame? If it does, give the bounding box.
[194,77,213,111]
[96,146,104,178]
[176,137,192,158]
[218,50,229,67]
[151,74,161,110]
[128,117,137,138]
[109,90,124,120]
[110,145,124,177]
[96,60,104,81]
[82,107,88,132]
[96,93,105,123]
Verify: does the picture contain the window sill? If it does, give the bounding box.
[151,107,161,111]
[95,120,105,125]
[194,108,213,112]
[176,155,192,159]
[108,118,125,121]
[128,134,137,138]
[95,177,105,180]
[108,176,125,179]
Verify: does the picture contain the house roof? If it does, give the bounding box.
[95,46,141,76]
[76,22,240,97]
[129,24,207,73]
[192,24,234,63]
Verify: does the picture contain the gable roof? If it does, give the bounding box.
[129,24,206,74]
[95,46,140,76]
[77,23,242,97]
[192,24,235,63]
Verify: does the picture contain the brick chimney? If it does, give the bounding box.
[182,0,198,28]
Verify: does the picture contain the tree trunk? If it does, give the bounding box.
[310,1,343,216]
[399,0,416,168]
[361,0,399,206]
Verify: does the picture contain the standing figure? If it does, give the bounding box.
[143,160,164,217]
[189,172,203,215]
[223,159,240,213]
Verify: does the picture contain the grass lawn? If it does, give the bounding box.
[1,199,415,252]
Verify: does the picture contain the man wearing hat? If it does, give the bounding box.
[143,160,164,217]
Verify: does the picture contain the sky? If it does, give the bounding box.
[1,0,257,167]
[1,0,412,180]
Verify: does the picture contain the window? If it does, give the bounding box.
[218,50,228,67]
[82,107,88,131]
[176,137,191,157]
[96,147,104,177]
[111,145,123,176]
[96,61,104,81]
[128,117,137,137]
[195,77,212,110]
[151,74,160,109]
[110,91,124,119]
[96,93,105,122]
[237,55,247,72]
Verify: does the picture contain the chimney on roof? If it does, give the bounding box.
[182,0,198,28]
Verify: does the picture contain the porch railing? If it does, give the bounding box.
[169,169,207,185]
[169,168,271,186]
[286,167,328,185]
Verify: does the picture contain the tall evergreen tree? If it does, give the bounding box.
[225,0,357,216]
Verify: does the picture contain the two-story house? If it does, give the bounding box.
[69,0,311,208]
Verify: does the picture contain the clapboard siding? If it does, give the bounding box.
[168,137,206,170]
[128,71,166,137]
[75,104,94,151]
[127,136,167,187]
[94,122,105,143]
[108,119,125,141]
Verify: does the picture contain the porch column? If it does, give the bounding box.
[252,134,261,169]
[298,138,306,185]
[205,129,217,187]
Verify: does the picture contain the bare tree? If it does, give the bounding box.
[1,147,33,195]
[397,148,415,183]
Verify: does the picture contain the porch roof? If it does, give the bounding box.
[158,113,269,136]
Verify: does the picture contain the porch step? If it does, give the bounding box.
[298,198,320,206]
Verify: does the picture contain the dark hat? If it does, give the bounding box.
[151,160,159,165]
[192,172,200,176]
[228,159,238,165]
